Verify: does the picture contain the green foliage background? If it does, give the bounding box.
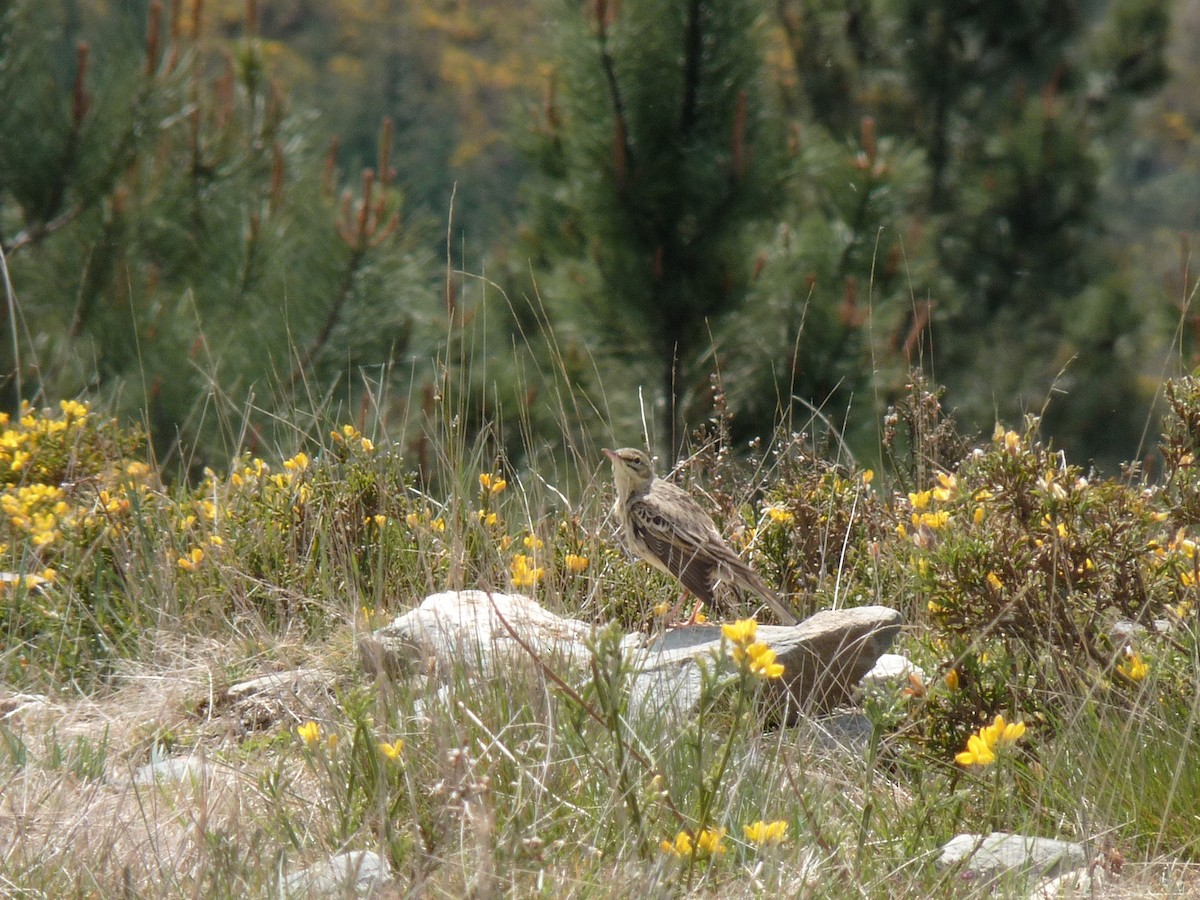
[2,0,1198,473]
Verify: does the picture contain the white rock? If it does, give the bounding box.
[283,850,388,897]
[861,653,925,686]
[938,832,1087,885]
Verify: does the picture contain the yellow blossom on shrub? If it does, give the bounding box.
[1117,650,1148,682]
[945,668,960,690]
[912,510,949,530]
[661,831,693,856]
[721,618,758,648]
[955,733,996,767]
[523,534,544,550]
[564,554,589,573]
[956,713,1026,767]
[477,510,499,527]
[662,827,726,857]
[479,473,507,494]
[378,738,405,760]
[177,547,204,570]
[747,643,785,679]
[59,399,89,419]
[765,505,794,524]
[986,572,1003,591]
[296,721,321,745]
[694,827,727,856]
[743,819,789,846]
[908,489,933,511]
[933,472,957,502]
[862,469,874,485]
[283,451,310,472]
[511,553,544,588]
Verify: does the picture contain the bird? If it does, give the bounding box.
[602,447,798,625]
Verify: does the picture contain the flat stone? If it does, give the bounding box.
[131,756,210,785]
[226,668,335,700]
[369,590,593,676]
[283,850,388,897]
[938,832,1087,886]
[861,653,925,686]
[628,606,903,722]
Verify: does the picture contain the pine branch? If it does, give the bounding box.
[593,0,635,185]
[679,0,703,136]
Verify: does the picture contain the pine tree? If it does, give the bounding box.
[521,0,786,453]
[0,0,436,473]
[773,0,1170,465]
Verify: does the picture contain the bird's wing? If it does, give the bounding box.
[627,494,720,602]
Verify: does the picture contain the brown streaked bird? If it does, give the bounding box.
[603,447,798,625]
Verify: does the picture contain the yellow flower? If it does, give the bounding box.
[933,472,957,502]
[479,473,507,494]
[59,399,89,419]
[283,451,310,472]
[973,506,985,525]
[523,534,544,550]
[368,514,387,527]
[296,721,321,745]
[945,668,960,690]
[913,510,949,530]
[177,547,204,571]
[1116,650,1149,682]
[765,505,794,524]
[564,553,589,573]
[955,733,996,767]
[378,738,405,760]
[746,643,785,679]
[957,714,1026,767]
[743,819,789,846]
[511,553,544,588]
[405,512,420,528]
[721,618,758,648]
[661,832,693,857]
[653,601,672,618]
[694,827,727,856]
[862,469,874,485]
[477,510,499,527]
[986,572,1003,591]
[908,490,932,511]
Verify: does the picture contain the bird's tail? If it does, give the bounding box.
[718,555,798,625]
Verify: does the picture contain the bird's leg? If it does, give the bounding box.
[665,590,705,627]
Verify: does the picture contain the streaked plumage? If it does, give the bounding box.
[603,447,798,624]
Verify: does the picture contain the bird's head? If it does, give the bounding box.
[602,447,655,494]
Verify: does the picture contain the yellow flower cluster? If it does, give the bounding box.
[764,505,794,524]
[1116,649,1149,682]
[330,424,375,453]
[662,819,789,858]
[405,508,446,532]
[661,827,726,857]
[955,714,1026,767]
[743,819,789,846]
[721,619,785,679]
[377,738,404,760]
[479,472,507,494]
[510,553,544,588]
[564,553,589,573]
[1,483,69,547]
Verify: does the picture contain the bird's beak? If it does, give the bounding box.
[602,448,617,463]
